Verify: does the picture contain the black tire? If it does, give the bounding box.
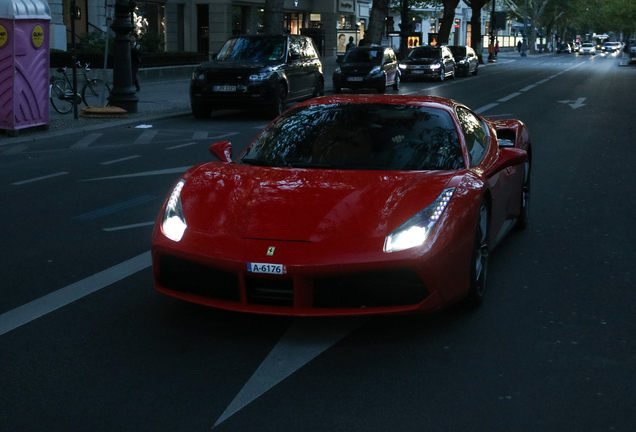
[270,84,287,117]
[516,159,531,229]
[438,67,445,82]
[377,77,387,94]
[449,67,456,79]
[50,80,74,114]
[312,78,325,98]
[191,104,212,120]
[392,73,400,91]
[82,79,110,106]
[464,202,489,307]
[472,65,479,76]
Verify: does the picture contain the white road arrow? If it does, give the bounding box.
[558,97,586,109]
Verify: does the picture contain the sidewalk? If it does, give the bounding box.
[0,52,541,144]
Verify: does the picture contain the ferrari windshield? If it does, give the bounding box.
[216,36,286,62]
[240,103,465,171]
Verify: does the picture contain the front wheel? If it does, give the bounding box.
[312,78,325,98]
[463,202,489,307]
[269,84,287,118]
[392,73,400,91]
[82,79,111,106]
[191,104,212,119]
[377,76,387,94]
[50,80,74,114]
[472,65,479,76]
[438,68,445,82]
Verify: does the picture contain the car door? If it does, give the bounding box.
[442,47,455,75]
[383,49,397,84]
[286,36,306,100]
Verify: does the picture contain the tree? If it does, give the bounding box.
[263,0,285,34]
[439,0,461,44]
[367,0,392,45]
[463,0,489,63]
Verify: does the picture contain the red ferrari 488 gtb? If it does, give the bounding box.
[152,95,531,316]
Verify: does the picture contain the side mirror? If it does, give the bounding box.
[484,147,527,177]
[209,141,233,163]
[289,52,301,61]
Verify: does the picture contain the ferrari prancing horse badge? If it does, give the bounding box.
[266,247,275,256]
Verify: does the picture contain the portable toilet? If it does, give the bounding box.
[0,0,50,136]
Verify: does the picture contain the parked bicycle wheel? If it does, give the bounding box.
[82,79,111,106]
[50,79,74,114]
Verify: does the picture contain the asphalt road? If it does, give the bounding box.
[1,51,634,432]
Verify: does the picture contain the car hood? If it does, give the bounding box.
[199,59,283,70]
[339,63,379,73]
[180,163,457,242]
[402,58,439,65]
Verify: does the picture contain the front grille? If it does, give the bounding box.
[204,70,251,86]
[158,255,241,302]
[313,269,428,308]
[245,276,294,306]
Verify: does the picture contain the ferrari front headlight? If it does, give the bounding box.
[161,179,187,242]
[384,188,455,253]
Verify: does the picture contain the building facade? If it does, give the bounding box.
[46,0,373,57]
[46,1,519,56]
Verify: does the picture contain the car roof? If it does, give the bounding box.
[294,95,460,114]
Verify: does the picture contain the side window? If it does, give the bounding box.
[288,37,301,60]
[302,38,317,59]
[456,106,489,166]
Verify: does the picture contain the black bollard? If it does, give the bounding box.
[108,0,138,113]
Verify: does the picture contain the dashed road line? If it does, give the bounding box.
[0,252,152,337]
[70,133,102,149]
[11,172,69,185]
[101,155,141,165]
[103,221,155,232]
[498,92,521,102]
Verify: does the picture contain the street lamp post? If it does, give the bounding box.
[488,0,496,62]
[108,0,138,113]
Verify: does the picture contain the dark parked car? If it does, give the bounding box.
[449,45,478,77]
[332,46,400,94]
[189,34,324,118]
[556,43,572,53]
[399,45,456,81]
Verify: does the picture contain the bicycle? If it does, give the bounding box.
[49,63,111,114]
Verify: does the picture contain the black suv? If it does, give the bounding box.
[332,46,400,94]
[399,45,456,81]
[190,34,325,118]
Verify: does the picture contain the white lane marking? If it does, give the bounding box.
[166,142,197,150]
[70,133,102,149]
[75,195,157,220]
[558,97,586,109]
[498,92,521,102]
[520,84,536,91]
[0,251,151,337]
[82,166,192,181]
[474,103,499,114]
[2,145,27,155]
[11,172,69,185]
[193,131,208,140]
[101,155,141,165]
[536,78,550,84]
[210,132,240,139]
[133,130,158,145]
[213,317,366,427]
[253,125,269,129]
[103,221,155,232]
